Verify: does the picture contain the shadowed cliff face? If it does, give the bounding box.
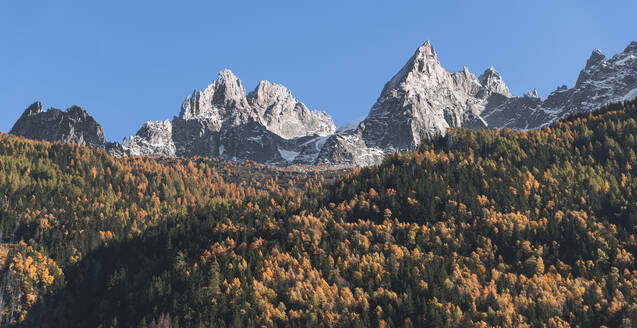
[10,102,106,147]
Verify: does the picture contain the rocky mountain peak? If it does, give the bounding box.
[67,105,91,117]
[246,79,336,139]
[15,40,633,169]
[121,69,337,164]
[576,49,608,88]
[248,80,294,108]
[385,41,450,93]
[122,120,175,157]
[10,103,106,147]
[624,41,637,53]
[409,40,443,75]
[524,89,539,98]
[453,66,474,79]
[23,101,43,115]
[452,66,481,96]
[179,69,250,120]
[585,49,606,69]
[209,69,248,108]
[415,40,437,59]
[361,42,474,152]
[479,66,512,97]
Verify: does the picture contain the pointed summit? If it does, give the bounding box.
[210,69,248,107]
[384,41,448,91]
[452,66,477,81]
[585,49,605,69]
[247,80,336,139]
[624,41,637,53]
[451,66,481,96]
[179,69,249,120]
[415,40,437,59]
[479,66,511,97]
[576,49,608,87]
[406,40,441,74]
[248,80,294,108]
[23,101,43,116]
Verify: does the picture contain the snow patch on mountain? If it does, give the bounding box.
[624,88,637,101]
[278,148,300,162]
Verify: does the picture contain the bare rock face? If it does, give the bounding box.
[122,120,175,157]
[479,66,512,98]
[316,40,637,166]
[357,41,508,152]
[248,80,336,139]
[547,43,637,118]
[18,41,634,168]
[10,102,106,146]
[479,42,637,130]
[315,129,386,167]
[359,41,459,151]
[120,69,336,165]
[315,41,507,165]
[179,69,250,123]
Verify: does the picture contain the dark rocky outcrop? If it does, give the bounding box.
[10,102,106,147]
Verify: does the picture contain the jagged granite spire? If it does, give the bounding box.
[247,80,336,139]
[452,66,482,97]
[585,49,606,69]
[624,41,637,53]
[12,41,637,168]
[112,40,637,167]
[384,40,451,92]
[478,41,637,131]
[179,69,250,120]
[122,69,336,165]
[318,41,637,166]
[576,49,607,87]
[360,40,506,149]
[479,66,512,97]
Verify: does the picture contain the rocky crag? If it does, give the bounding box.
[314,41,637,166]
[119,69,336,166]
[10,41,637,167]
[10,101,106,147]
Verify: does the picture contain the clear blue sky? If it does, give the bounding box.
[2,0,636,141]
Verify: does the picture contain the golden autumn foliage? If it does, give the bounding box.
[0,99,636,327]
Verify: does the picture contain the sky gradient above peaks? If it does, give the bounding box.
[1,0,636,141]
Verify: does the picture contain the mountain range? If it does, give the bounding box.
[10,41,637,166]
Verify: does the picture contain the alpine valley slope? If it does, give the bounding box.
[9,41,637,166]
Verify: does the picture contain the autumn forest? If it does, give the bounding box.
[1,99,637,327]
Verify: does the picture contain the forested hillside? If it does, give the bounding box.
[1,99,637,327]
[0,139,339,326]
